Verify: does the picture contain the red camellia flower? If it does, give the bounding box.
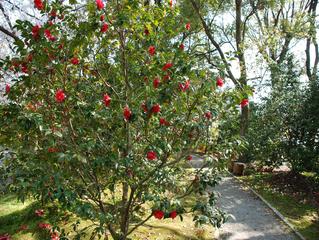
[21,64,28,73]
[151,104,161,114]
[50,10,57,18]
[179,80,190,92]
[240,98,249,108]
[185,22,191,31]
[159,118,170,126]
[216,76,224,87]
[153,210,164,219]
[204,111,212,120]
[35,209,45,217]
[169,210,177,219]
[44,29,56,42]
[179,43,184,50]
[32,25,41,39]
[96,0,104,10]
[148,46,156,56]
[0,234,10,240]
[123,106,132,121]
[51,232,59,240]
[153,77,160,88]
[38,223,51,230]
[162,63,173,71]
[163,74,171,81]
[100,15,105,21]
[70,57,80,65]
[34,0,44,10]
[103,94,111,107]
[187,155,192,161]
[101,23,109,33]
[5,84,10,94]
[55,89,66,103]
[48,147,58,153]
[147,151,157,160]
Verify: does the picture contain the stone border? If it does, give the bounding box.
[231,173,306,240]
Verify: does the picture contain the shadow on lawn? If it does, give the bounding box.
[0,195,49,240]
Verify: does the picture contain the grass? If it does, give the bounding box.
[239,173,319,240]
[0,193,214,240]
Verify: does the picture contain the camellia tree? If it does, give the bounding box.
[0,0,242,239]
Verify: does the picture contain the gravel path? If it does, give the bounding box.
[214,177,297,240]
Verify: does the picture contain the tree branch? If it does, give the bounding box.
[0,25,19,42]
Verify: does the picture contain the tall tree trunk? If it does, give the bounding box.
[235,0,249,138]
[306,0,319,81]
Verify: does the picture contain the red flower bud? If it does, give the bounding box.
[179,80,190,92]
[123,106,132,121]
[153,210,164,219]
[32,25,41,39]
[204,111,212,120]
[35,209,45,217]
[51,232,60,240]
[103,94,111,107]
[144,28,150,35]
[50,10,57,18]
[163,74,171,81]
[21,64,28,73]
[100,15,105,21]
[162,63,173,71]
[185,22,191,31]
[55,89,66,103]
[216,76,224,87]
[34,0,44,10]
[96,0,104,10]
[187,155,192,161]
[5,84,10,94]
[179,43,184,50]
[151,104,161,114]
[38,222,51,230]
[148,45,156,56]
[159,118,170,126]
[169,210,177,219]
[147,151,157,160]
[240,99,249,108]
[70,57,80,65]
[153,77,160,88]
[101,23,109,33]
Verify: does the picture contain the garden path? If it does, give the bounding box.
[190,155,297,240]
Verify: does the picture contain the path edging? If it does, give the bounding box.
[231,173,306,240]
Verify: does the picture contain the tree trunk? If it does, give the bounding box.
[235,0,249,137]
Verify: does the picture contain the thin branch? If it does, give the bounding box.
[0,25,20,42]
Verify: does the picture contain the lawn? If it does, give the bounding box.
[239,172,319,240]
[0,193,215,240]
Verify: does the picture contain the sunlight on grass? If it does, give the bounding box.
[0,193,215,240]
[132,214,214,240]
